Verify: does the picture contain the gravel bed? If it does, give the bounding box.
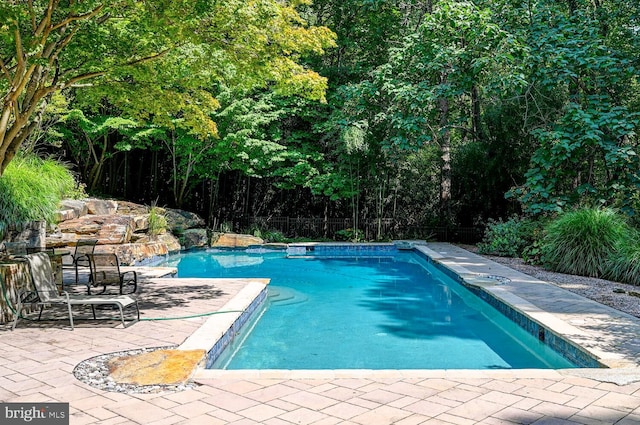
[459,245,640,319]
[73,346,199,394]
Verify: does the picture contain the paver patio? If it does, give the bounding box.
[2,243,640,424]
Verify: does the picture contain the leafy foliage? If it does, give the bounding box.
[0,0,336,174]
[477,216,540,258]
[505,3,640,215]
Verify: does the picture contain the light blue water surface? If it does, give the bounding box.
[162,249,576,370]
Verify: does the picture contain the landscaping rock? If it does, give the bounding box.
[107,349,205,386]
[211,233,264,248]
[86,198,118,215]
[46,199,204,264]
[116,201,150,216]
[60,199,89,217]
[58,215,135,245]
[132,215,149,232]
[95,240,178,265]
[165,208,205,232]
[181,229,209,250]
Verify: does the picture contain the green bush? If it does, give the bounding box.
[603,236,640,285]
[0,155,82,236]
[541,208,632,277]
[262,230,286,243]
[148,205,168,237]
[335,228,364,242]
[477,216,540,258]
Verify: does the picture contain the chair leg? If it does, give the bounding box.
[38,305,44,321]
[116,304,125,327]
[122,301,140,328]
[66,303,74,330]
[91,305,96,320]
[11,299,22,330]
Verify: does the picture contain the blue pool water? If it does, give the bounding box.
[161,248,576,370]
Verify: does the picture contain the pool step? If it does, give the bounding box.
[268,287,308,306]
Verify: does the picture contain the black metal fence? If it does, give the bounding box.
[231,216,482,244]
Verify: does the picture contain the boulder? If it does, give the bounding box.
[95,240,177,265]
[116,201,151,216]
[48,199,200,264]
[211,233,264,248]
[45,229,77,248]
[6,221,46,249]
[55,209,79,223]
[129,233,182,252]
[165,208,205,232]
[59,199,88,218]
[86,198,118,215]
[132,215,149,232]
[181,229,209,250]
[58,215,135,245]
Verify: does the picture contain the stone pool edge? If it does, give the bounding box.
[187,242,640,383]
[178,280,270,358]
[416,245,637,370]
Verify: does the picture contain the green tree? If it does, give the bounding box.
[354,0,523,220]
[504,1,640,215]
[0,0,335,175]
[61,109,137,192]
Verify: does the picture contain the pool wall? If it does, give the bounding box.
[413,246,605,368]
[178,280,269,365]
[191,243,609,370]
[204,287,268,369]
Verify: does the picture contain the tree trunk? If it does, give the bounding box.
[439,96,452,218]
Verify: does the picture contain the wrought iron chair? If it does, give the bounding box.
[87,253,138,295]
[3,241,27,256]
[12,253,139,330]
[62,239,98,287]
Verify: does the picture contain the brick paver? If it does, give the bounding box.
[2,244,640,424]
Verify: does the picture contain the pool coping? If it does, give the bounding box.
[186,242,640,381]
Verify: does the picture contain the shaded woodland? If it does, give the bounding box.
[2,0,639,241]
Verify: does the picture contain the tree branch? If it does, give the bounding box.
[51,5,105,32]
[33,0,56,38]
[125,49,173,67]
[59,71,107,89]
[0,57,11,83]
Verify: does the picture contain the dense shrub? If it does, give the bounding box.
[604,237,640,285]
[335,228,364,242]
[477,216,540,257]
[541,208,632,277]
[0,155,82,236]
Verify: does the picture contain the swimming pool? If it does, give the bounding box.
[161,245,578,370]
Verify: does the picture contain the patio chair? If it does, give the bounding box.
[3,241,27,256]
[62,239,98,287]
[12,252,139,330]
[26,247,54,254]
[87,253,138,295]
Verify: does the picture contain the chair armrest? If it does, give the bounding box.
[121,270,137,280]
[17,289,39,304]
[119,270,137,294]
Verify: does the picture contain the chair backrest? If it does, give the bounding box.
[89,253,122,287]
[4,241,27,255]
[24,252,60,302]
[74,239,98,258]
[26,247,54,254]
